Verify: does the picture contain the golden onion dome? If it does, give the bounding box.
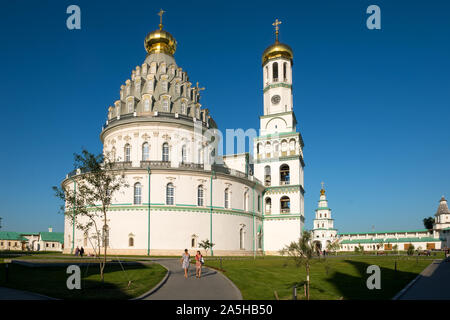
[262,41,293,66]
[144,9,177,56]
[144,29,177,56]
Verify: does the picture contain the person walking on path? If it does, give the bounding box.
[181,249,190,279]
[80,246,85,257]
[74,246,79,256]
[195,251,204,278]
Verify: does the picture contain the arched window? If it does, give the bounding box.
[181,145,187,163]
[264,165,271,186]
[166,183,174,205]
[128,236,134,247]
[265,197,272,214]
[181,102,187,114]
[240,228,245,250]
[265,141,271,158]
[162,143,169,161]
[265,66,268,83]
[102,225,109,248]
[127,100,133,113]
[244,190,249,211]
[280,164,290,185]
[289,139,296,155]
[257,195,261,212]
[162,98,169,112]
[191,237,196,248]
[144,99,150,111]
[197,185,204,206]
[280,196,290,213]
[134,182,142,204]
[142,142,149,161]
[283,62,287,81]
[224,188,230,209]
[124,144,131,162]
[272,62,278,81]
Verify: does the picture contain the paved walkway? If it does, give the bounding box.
[0,287,51,300]
[143,258,242,300]
[399,259,450,300]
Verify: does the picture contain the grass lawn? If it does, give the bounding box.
[205,255,436,300]
[0,262,166,299]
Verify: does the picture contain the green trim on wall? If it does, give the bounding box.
[263,83,292,93]
[255,131,298,140]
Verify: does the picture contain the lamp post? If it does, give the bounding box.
[69,177,77,254]
[147,166,151,256]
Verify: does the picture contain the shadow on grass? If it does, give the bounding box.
[0,262,163,300]
[325,259,421,300]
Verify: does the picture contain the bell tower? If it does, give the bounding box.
[255,19,305,254]
[260,19,296,136]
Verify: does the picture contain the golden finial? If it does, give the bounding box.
[320,182,325,195]
[158,9,166,30]
[195,81,205,92]
[272,18,282,42]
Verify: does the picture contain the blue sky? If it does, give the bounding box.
[0,0,449,233]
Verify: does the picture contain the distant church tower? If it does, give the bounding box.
[254,19,305,254]
[312,183,338,250]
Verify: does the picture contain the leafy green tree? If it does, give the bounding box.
[53,149,128,282]
[198,239,215,256]
[280,230,314,300]
[407,244,415,256]
[423,217,435,230]
[326,240,341,255]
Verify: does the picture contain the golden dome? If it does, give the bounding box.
[144,29,177,56]
[144,9,177,56]
[262,41,293,66]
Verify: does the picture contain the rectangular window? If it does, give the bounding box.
[162,99,169,112]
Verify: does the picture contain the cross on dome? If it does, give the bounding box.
[272,19,282,42]
[158,9,166,30]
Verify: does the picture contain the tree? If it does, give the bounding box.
[327,240,341,255]
[53,149,128,282]
[280,230,314,300]
[407,244,415,256]
[198,239,215,256]
[393,244,399,255]
[423,217,435,230]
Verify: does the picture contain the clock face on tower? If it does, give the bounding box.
[271,95,281,105]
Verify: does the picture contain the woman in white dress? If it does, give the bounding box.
[181,249,190,278]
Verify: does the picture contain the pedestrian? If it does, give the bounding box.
[195,250,204,278]
[181,249,190,279]
[74,246,79,256]
[80,246,85,257]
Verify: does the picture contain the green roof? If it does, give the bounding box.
[0,231,28,241]
[39,232,64,244]
[340,237,440,244]
[338,229,430,235]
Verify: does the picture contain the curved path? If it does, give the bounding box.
[143,258,242,300]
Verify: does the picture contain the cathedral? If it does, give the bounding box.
[62,13,304,255]
[62,12,449,256]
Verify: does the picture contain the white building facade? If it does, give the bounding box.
[62,17,304,256]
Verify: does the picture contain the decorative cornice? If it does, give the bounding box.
[263,82,292,93]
